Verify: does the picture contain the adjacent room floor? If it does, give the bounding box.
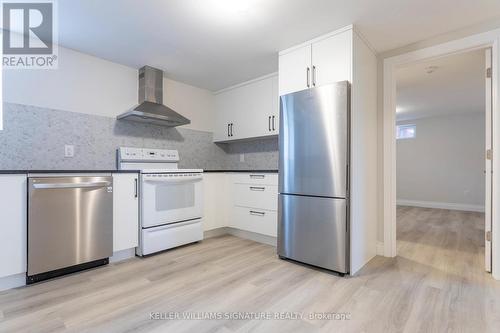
[1,207,499,333]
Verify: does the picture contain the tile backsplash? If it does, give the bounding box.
[0,103,278,171]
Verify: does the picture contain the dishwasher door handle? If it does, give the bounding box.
[32,181,112,189]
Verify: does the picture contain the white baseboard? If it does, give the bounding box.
[0,273,26,291]
[204,227,277,247]
[397,199,485,212]
[110,248,136,263]
[226,228,277,247]
[376,241,385,256]
[204,227,230,239]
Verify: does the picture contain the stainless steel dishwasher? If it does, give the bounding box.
[27,175,113,284]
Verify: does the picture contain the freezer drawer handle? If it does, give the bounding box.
[249,210,265,216]
[249,186,265,191]
[249,174,265,179]
[32,181,112,189]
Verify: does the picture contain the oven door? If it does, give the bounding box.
[141,173,203,228]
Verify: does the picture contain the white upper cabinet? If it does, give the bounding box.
[213,87,236,142]
[278,44,312,96]
[213,74,278,143]
[245,75,279,138]
[278,27,352,96]
[311,30,351,87]
[270,76,279,134]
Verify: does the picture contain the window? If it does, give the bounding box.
[396,124,416,140]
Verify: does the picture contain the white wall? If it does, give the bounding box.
[164,78,214,132]
[3,45,215,132]
[350,31,378,273]
[397,113,485,210]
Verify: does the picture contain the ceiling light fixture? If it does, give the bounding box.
[206,0,255,16]
[197,0,263,24]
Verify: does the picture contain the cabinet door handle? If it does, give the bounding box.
[230,123,234,137]
[250,186,265,191]
[250,210,265,216]
[312,65,316,87]
[250,174,265,179]
[134,178,138,198]
[227,123,230,137]
[306,67,310,88]
[272,116,275,131]
[269,116,271,131]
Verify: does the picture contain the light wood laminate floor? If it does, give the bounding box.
[1,207,499,332]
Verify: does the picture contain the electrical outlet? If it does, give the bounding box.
[240,154,245,162]
[65,145,75,158]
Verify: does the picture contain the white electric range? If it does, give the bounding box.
[118,147,204,256]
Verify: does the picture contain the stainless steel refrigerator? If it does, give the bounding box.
[278,81,350,274]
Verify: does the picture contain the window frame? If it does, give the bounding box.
[396,124,416,140]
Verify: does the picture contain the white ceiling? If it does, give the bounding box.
[58,0,500,91]
[396,49,486,121]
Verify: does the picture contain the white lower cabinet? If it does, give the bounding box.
[232,172,278,186]
[233,184,278,212]
[229,173,278,237]
[232,207,277,237]
[0,174,27,279]
[202,172,279,238]
[203,173,231,231]
[112,173,139,252]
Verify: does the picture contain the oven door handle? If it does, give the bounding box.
[144,175,203,183]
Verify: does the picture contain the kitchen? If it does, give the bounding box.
[1,1,500,332]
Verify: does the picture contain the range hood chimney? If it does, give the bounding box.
[117,66,190,127]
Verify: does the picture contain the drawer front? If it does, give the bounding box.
[234,184,278,211]
[231,173,278,186]
[232,207,277,237]
[141,219,203,255]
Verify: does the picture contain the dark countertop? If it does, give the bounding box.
[0,169,278,174]
[203,170,278,173]
[0,170,139,174]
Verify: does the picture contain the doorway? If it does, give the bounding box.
[394,49,489,273]
[382,30,498,279]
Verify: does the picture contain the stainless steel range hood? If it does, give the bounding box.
[117,66,190,127]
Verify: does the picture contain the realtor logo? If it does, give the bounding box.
[2,0,58,69]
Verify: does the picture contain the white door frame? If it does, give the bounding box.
[383,29,500,280]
